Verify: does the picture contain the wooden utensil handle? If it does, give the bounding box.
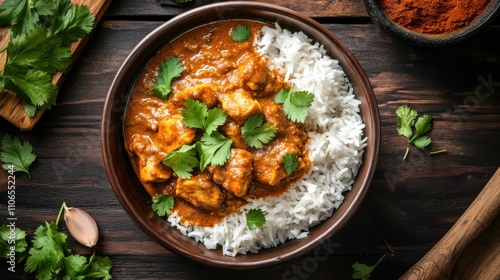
[400,167,500,280]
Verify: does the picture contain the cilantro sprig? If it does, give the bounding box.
[246,209,267,230]
[396,105,447,159]
[1,203,113,279]
[163,98,233,178]
[352,255,385,280]
[231,24,251,42]
[283,153,299,175]
[241,114,276,148]
[152,56,184,100]
[1,134,36,178]
[151,194,175,216]
[0,0,95,117]
[274,88,315,123]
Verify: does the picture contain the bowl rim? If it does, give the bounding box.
[364,0,500,46]
[101,1,380,268]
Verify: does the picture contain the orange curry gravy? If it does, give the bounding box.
[124,20,311,227]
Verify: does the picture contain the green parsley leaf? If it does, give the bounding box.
[163,144,199,179]
[241,114,276,148]
[396,104,418,139]
[246,209,267,230]
[50,3,95,45]
[81,253,113,280]
[0,0,56,36]
[182,98,227,135]
[25,221,69,279]
[1,134,36,178]
[152,56,184,99]
[196,132,233,171]
[7,69,58,109]
[151,194,175,216]
[0,224,28,263]
[352,255,385,280]
[63,254,87,277]
[231,24,251,42]
[274,89,314,123]
[396,105,446,159]
[283,153,299,175]
[24,103,38,118]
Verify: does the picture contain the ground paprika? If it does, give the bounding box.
[379,0,491,34]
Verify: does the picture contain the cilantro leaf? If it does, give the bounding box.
[0,224,28,263]
[25,221,69,279]
[63,254,87,277]
[283,153,299,175]
[81,253,113,280]
[0,0,56,36]
[182,98,227,135]
[241,114,276,148]
[152,56,184,99]
[396,104,418,139]
[352,255,385,280]
[412,135,432,149]
[24,103,38,118]
[1,134,36,178]
[231,24,251,42]
[411,115,432,141]
[246,209,267,230]
[196,132,233,171]
[151,194,175,216]
[7,69,58,109]
[163,144,199,179]
[274,89,314,123]
[50,3,95,45]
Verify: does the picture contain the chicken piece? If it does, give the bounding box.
[218,89,262,123]
[252,136,302,186]
[139,157,172,183]
[209,149,253,197]
[221,118,248,149]
[260,99,289,134]
[157,114,196,153]
[175,172,226,210]
[237,53,269,93]
[170,83,218,107]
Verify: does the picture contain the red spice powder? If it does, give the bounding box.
[379,0,491,34]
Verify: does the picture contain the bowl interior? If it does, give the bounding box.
[102,2,380,268]
[364,0,500,46]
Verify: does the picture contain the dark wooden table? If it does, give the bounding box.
[1,0,499,279]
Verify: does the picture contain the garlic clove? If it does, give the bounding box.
[63,204,99,248]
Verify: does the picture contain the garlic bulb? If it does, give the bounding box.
[63,203,99,248]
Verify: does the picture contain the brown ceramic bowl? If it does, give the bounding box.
[102,2,380,268]
[364,0,500,47]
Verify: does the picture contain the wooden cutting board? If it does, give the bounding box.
[0,0,112,130]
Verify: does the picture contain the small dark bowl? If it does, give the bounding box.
[101,2,380,268]
[364,0,500,46]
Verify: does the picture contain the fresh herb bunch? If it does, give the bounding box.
[0,0,95,117]
[396,104,447,159]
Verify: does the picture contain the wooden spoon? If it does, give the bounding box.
[400,167,500,280]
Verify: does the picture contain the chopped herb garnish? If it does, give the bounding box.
[241,114,276,148]
[151,194,175,216]
[231,24,251,42]
[152,56,184,99]
[396,105,447,159]
[246,209,267,230]
[182,98,227,135]
[196,132,233,171]
[163,144,199,179]
[274,88,314,123]
[283,153,299,175]
[1,134,36,178]
[352,255,385,280]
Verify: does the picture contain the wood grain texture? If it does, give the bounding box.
[0,1,499,278]
[399,168,500,279]
[0,0,113,131]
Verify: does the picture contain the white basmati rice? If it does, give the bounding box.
[167,23,367,256]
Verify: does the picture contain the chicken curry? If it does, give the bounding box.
[124,20,312,227]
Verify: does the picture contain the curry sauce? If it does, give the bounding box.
[124,20,311,227]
